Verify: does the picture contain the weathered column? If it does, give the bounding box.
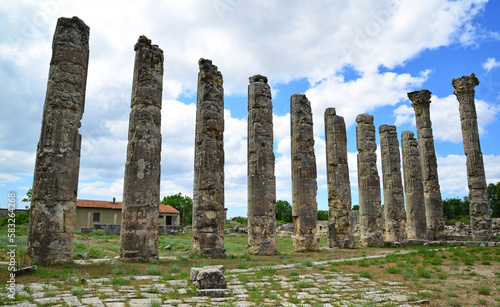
[356,114,384,247]
[26,17,89,265]
[452,73,492,240]
[192,58,226,257]
[324,108,355,248]
[401,131,427,240]
[379,125,407,243]
[408,90,445,239]
[247,75,278,255]
[290,94,318,252]
[120,36,163,262]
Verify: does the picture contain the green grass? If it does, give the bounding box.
[476,285,491,295]
[146,266,162,275]
[71,288,85,296]
[358,271,373,279]
[386,266,402,274]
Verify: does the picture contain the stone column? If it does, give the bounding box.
[120,36,163,261]
[290,94,318,252]
[452,73,492,240]
[379,125,406,243]
[401,131,427,240]
[192,58,226,258]
[356,114,384,247]
[408,90,445,239]
[26,17,89,265]
[324,108,355,248]
[247,75,278,255]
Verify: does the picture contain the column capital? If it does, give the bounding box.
[452,73,479,95]
[249,74,268,84]
[407,90,431,108]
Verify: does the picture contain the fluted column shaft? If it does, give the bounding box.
[324,108,355,248]
[247,74,278,255]
[408,90,444,238]
[452,73,491,240]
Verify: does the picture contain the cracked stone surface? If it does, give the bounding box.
[452,73,492,240]
[401,131,427,240]
[192,58,226,258]
[27,16,90,265]
[356,114,384,247]
[290,94,318,252]
[408,90,445,239]
[247,74,278,255]
[120,35,164,262]
[379,124,407,243]
[324,108,355,249]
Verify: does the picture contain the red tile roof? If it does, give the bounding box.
[76,199,179,214]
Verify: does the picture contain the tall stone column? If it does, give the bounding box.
[379,125,406,243]
[401,131,427,240]
[324,108,355,248]
[26,17,89,265]
[356,114,384,247]
[192,58,226,258]
[120,36,163,261]
[452,73,492,240]
[247,75,278,255]
[408,90,445,239]
[290,94,318,252]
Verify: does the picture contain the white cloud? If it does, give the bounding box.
[394,94,500,143]
[482,57,500,73]
[0,0,496,215]
[306,70,430,135]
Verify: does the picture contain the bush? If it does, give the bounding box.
[231,216,247,224]
[0,210,30,227]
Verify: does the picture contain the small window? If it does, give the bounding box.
[93,212,100,222]
[159,215,164,219]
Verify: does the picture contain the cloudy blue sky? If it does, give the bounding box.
[1,0,499,218]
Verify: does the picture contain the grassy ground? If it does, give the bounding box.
[1,225,500,306]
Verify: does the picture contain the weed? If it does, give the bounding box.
[478,298,487,305]
[358,271,373,279]
[289,270,299,277]
[447,298,460,306]
[302,259,313,267]
[476,285,491,295]
[147,266,162,275]
[71,288,84,296]
[386,266,402,274]
[437,273,448,280]
[416,267,431,278]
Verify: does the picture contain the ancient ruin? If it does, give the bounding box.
[408,90,445,239]
[192,58,226,257]
[290,94,318,252]
[119,36,163,261]
[401,131,427,239]
[356,114,384,247]
[247,75,279,255]
[324,108,355,248]
[452,73,492,240]
[26,17,90,265]
[379,125,407,243]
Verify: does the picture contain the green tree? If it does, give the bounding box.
[160,193,193,226]
[351,205,359,210]
[276,200,292,223]
[22,188,32,204]
[488,182,500,218]
[317,210,329,221]
[442,197,470,224]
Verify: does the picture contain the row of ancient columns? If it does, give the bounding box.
[26,17,492,265]
[26,18,166,264]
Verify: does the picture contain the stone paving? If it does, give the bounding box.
[1,251,433,307]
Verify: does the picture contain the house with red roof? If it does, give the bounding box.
[75,198,180,230]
